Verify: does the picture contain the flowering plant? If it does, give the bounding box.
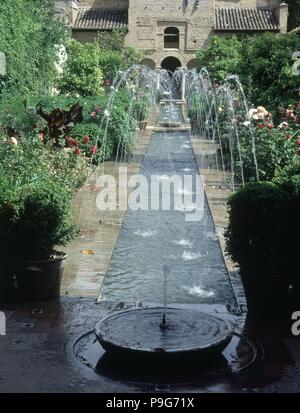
[237,106,300,182]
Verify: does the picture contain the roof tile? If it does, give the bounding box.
[73,8,128,30]
[215,8,280,32]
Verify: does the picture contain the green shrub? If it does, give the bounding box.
[0,0,67,104]
[69,123,114,163]
[0,179,78,260]
[225,181,299,277]
[96,29,127,52]
[245,33,300,110]
[273,158,300,195]
[108,106,137,156]
[0,98,45,136]
[196,33,300,111]
[30,95,108,124]
[58,40,104,97]
[99,50,124,82]
[196,36,244,81]
[236,122,299,183]
[0,134,88,194]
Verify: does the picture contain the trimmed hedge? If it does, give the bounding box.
[225,172,300,279]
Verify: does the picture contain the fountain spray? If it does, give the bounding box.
[160,265,169,330]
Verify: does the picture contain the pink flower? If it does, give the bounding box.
[90,145,97,155]
[257,123,264,129]
[296,140,300,146]
[74,148,81,155]
[95,106,101,113]
[83,136,90,144]
[267,124,274,130]
[38,132,45,141]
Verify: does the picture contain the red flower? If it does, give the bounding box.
[267,123,274,130]
[90,145,97,155]
[296,140,300,146]
[83,136,90,144]
[257,123,264,129]
[66,137,78,147]
[74,148,81,155]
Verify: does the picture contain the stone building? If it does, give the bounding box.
[55,0,289,71]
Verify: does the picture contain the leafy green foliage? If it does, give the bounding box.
[30,90,139,162]
[0,177,78,260]
[96,29,127,52]
[0,133,89,259]
[99,47,143,82]
[236,122,299,183]
[244,33,300,109]
[58,40,104,97]
[196,33,300,111]
[196,36,244,81]
[37,103,83,146]
[225,180,300,278]
[69,123,114,163]
[0,0,67,105]
[99,50,124,82]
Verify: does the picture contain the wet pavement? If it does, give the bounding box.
[0,297,299,393]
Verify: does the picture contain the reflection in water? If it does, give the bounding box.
[73,331,258,384]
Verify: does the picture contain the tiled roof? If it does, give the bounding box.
[73,8,128,30]
[215,8,280,32]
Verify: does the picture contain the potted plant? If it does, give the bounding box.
[225,180,299,319]
[0,178,78,302]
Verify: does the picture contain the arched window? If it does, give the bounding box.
[164,27,180,49]
[140,58,156,70]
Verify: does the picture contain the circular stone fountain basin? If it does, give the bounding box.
[95,308,233,359]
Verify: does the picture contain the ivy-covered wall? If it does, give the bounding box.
[0,0,67,105]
